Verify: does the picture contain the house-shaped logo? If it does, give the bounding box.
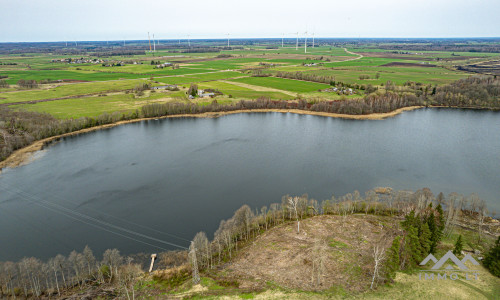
[420,250,479,270]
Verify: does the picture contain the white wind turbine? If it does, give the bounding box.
[153,34,156,52]
[188,34,191,47]
[304,31,308,53]
[289,32,299,50]
[226,33,230,47]
[281,33,284,47]
[312,32,315,48]
[148,32,152,52]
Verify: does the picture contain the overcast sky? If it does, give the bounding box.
[2,0,499,42]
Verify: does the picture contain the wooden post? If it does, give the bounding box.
[149,254,157,273]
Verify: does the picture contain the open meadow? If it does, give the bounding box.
[1,39,499,120]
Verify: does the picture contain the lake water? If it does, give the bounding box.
[0,108,499,261]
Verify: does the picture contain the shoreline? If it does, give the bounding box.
[0,105,444,171]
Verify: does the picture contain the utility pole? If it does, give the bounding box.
[190,242,200,284]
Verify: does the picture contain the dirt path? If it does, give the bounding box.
[220,80,297,96]
[343,48,364,61]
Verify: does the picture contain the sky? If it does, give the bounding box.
[1,0,499,42]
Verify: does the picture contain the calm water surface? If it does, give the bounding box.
[0,108,499,261]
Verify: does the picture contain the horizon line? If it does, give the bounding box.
[2,36,500,44]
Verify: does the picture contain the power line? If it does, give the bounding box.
[0,183,188,250]
[0,179,190,243]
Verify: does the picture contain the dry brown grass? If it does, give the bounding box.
[219,214,401,292]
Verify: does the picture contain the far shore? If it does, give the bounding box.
[0,105,432,171]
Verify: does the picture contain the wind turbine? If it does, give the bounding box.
[281,33,284,48]
[187,34,191,47]
[312,32,315,48]
[226,33,230,47]
[153,34,156,52]
[148,32,152,52]
[304,31,308,53]
[290,32,299,50]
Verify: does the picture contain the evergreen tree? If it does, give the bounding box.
[483,236,500,277]
[406,225,422,265]
[427,212,439,253]
[419,223,432,256]
[188,84,198,97]
[402,211,424,265]
[436,204,445,232]
[402,211,418,230]
[453,235,463,256]
[385,236,401,281]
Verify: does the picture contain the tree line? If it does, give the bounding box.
[0,246,144,298]
[185,187,497,289]
[0,187,496,297]
[2,76,499,166]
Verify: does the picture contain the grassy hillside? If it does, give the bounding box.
[132,214,499,299]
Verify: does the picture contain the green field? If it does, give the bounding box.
[301,65,469,85]
[9,91,175,118]
[2,40,498,120]
[154,71,246,85]
[0,69,147,84]
[0,79,152,104]
[229,76,329,93]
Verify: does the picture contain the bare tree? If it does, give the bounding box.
[48,258,61,296]
[288,197,300,233]
[370,244,386,289]
[477,199,487,243]
[83,245,96,277]
[102,249,122,283]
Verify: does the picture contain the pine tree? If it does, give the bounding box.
[402,211,423,265]
[402,211,418,230]
[419,223,432,256]
[406,225,422,265]
[427,212,439,253]
[483,236,500,277]
[436,204,445,232]
[453,235,463,256]
[385,236,401,281]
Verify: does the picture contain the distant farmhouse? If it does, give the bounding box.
[198,89,215,98]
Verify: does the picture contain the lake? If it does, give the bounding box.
[0,108,499,261]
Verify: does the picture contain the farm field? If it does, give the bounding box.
[0,79,153,104]
[0,69,148,84]
[8,91,182,119]
[229,76,330,93]
[300,65,469,85]
[1,40,499,121]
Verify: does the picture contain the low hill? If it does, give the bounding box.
[143,214,500,299]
